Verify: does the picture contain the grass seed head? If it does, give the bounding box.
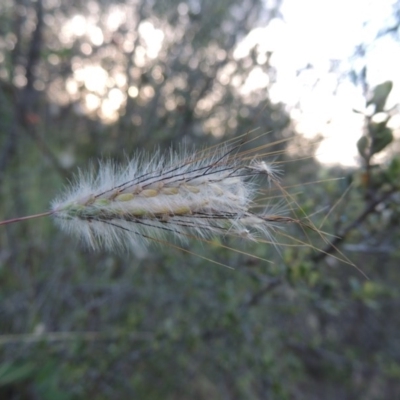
[51,141,293,252]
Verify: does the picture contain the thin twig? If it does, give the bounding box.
[312,189,396,263]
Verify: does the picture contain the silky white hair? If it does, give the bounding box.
[51,138,295,252]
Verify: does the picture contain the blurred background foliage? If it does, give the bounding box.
[0,0,400,399]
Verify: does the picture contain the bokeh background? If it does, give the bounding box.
[1,0,400,399]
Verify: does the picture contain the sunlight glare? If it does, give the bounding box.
[235,0,400,166]
[138,21,164,59]
[74,65,108,94]
[240,67,269,95]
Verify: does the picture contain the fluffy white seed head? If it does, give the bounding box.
[51,142,290,252]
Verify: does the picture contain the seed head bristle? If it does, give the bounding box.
[51,142,294,252]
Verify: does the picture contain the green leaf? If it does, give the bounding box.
[0,362,35,386]
[371,127,393,155]
[357,135,369,159]
[385,156,400,186]
[367,81,393,112]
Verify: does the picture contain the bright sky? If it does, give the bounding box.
[61,0,400,166]
[265,0,400,165]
